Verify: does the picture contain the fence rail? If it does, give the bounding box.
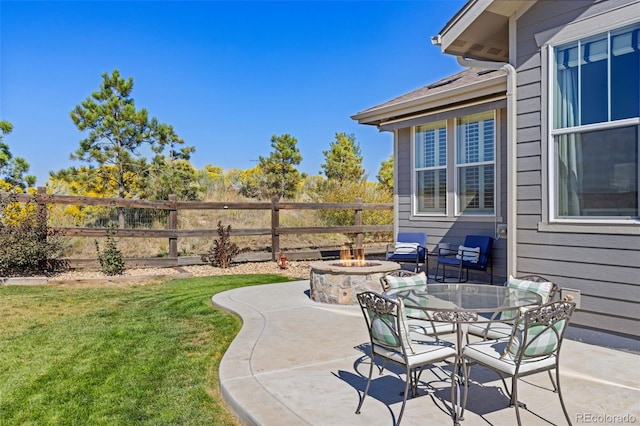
[1,188,393,268]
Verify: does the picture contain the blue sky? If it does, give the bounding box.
[1,0,466,186]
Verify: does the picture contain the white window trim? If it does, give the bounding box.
[411,123,448,217]
[535,3,640,48]
[546,36,640,226]
[454,111,498,217]
[410,112,501,220]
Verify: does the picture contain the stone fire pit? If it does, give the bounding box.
[309,260,400,305]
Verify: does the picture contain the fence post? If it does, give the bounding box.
[271,195,280,261]
[355,197,363,249]
[168,194,178,259]
[37,186,47,242]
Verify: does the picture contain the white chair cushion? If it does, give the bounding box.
[466,321,512,339]
[394,242,420,254]
[373,340,456,367]
[463,339,556,376]
[456,245,480,263]
[407,318,455,336]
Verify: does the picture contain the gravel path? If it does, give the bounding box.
[48,260,312,283]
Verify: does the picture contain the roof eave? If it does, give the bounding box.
[351,74,507,126]
[437,0,491,53]
[435,0,534,62]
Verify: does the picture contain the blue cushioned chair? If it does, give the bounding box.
[385,232,427,273]
[434,235,494,284]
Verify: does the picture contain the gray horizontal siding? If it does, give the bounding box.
[516,96,540,114]
[380,0,639,340]
[517,229,640,251]
[517,214,541,230]
[518,243,640,270]
[571,311,638,338]
[516,126,541,143]
[517,185,542,201]
[518,170,542,186]
[517,141,541,157]
[516,155,540,172]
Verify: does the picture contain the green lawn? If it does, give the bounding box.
[0,274,290,425]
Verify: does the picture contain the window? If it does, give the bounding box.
[553,23,639,219]
[456,112,495,214]
[414,121,447,214]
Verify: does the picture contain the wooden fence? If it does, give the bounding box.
[2,188,393,268]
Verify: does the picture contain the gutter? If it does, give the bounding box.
[456,56,517,277]
[351,74,507,126]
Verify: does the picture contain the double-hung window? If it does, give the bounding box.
[552,23,639,219]
[414,121,447,214]
[456,111,495,215]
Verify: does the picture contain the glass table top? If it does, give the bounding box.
[385,283,541,314]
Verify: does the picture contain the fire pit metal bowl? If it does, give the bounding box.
[309,260,401,305]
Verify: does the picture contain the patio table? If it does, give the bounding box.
[384,283,541,425]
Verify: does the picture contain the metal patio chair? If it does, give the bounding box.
[380,270,455,338]
[356,291,456,425]
[462,300,577,425]
[386,232,428,273]
[434,235,494,284]
[467,275,558,340]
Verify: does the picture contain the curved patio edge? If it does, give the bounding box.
[211,280,314,426]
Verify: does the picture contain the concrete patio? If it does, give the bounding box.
[213,280,639,426]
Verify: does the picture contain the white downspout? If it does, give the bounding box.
[456,56,517,277]
[393,128,400,239]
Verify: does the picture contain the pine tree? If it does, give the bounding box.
[69,69,194,224]
[258,134,303,200]
[377,155,394,193]
[0,120,36,189]
[320,132,365,183]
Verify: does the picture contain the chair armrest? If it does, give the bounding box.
[437,248,456,257]
[386,243,394,255]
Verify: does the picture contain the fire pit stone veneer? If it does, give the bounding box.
[309,260,401,305]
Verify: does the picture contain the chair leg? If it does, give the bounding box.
[556,367,573,426]
[457,263,467,283]
[435,262,443,282]
[378,358,388,375]
[355,355,375,414]
[511,375,522,426]
[547,369,558,392]
[495,372,512,400]
[410,367,425,397]
[460,361,471,420]
[396,365,412,425]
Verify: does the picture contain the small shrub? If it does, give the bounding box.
[95,223,125,275]
[0,192,67,277]
[202,221,242,268]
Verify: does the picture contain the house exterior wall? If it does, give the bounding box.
[515,0,640,338]
[394,107,509,283]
